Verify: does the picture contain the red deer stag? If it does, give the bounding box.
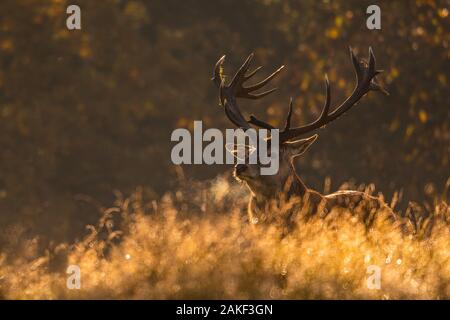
[211,47,396,229]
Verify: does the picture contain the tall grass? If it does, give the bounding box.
[0,176,448,299]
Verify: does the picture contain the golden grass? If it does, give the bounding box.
[0,177,448,299]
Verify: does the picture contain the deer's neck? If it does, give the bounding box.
[283,172,308,199]
[250,171,308,205]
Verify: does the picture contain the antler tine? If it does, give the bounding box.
[320,74,331,120]
[284,98,294,131]
[278,47,386,143]
[244,66,263,80]
[368,46,376,75]
[243,87,278,100]
[212,55,226,88]
[230,53,254,89]
[237,64,284,100]
[276,74,330,141]
[242,65,285,93]
[350,47,363,82]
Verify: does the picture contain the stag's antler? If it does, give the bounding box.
[212,47,387,142]
[211,53,284,130]
[276,47,387,142]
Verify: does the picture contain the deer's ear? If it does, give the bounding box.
[225,143,256,161]
[284,134,318,157]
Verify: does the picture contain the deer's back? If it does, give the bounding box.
[324,190,382,208]
[323,190,397,226]
[248,189,397,229]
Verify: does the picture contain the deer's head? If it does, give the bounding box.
[229,134,317,198]
[212,48,386,198]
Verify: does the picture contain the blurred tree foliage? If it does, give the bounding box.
[0,0,448,242]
